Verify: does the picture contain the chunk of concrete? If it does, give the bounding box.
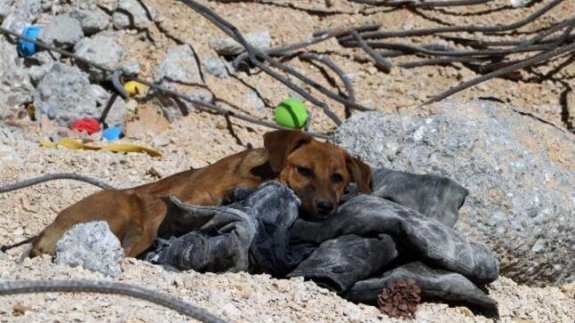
[39,14,84,48]
[34,62,97,124]
[55,221,124,277]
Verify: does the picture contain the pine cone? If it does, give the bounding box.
[377,279,422,319]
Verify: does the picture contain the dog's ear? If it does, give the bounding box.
[264,130,312,172]
[347,155,373,194]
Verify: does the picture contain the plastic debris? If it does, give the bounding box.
[102,125,123,141]
[70,117,101,134]
[123,80,148,97]
[17,25,43,57]
[39,138,161,157]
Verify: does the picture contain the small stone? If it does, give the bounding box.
[70,2,110,35]
[122,58,141,75]
[510,0,534,7]
[273,280,290,292]
[39,14,84,48]
[156,45,202,84]
[112,0,154,30]
[152,134,170,146]
[55,221,124,277]
[244,90,266,113]
[209,31,271,56]
[13,227,24,236]
[203,56,229,78]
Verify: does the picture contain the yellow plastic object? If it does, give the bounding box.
[102,143,162,157]
[123,81,149,97]
[39,138,162,158]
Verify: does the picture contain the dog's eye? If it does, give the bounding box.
[331,173,343,183]
[297,166,313,177]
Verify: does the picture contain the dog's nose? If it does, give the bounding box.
[316,200,334,215]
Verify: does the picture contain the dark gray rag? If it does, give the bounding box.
[345,261,498,315]
[143,167,500,316]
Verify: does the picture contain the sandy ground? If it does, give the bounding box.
[1,0,575,322]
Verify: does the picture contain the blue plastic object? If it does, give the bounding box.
[102,125,123,141]
[17,26,43,57]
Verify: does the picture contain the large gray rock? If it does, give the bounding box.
[74,33,124,82]
[70,2,110,35]
[34,62,97,124]
[333,100,575,286]
[55,221,124,277]
[209,31,271,56]
[39,14,84,48]
[0,38,34,118]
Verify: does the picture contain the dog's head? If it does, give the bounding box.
[264,130,372,219]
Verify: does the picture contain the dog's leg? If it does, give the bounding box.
[121,194,169,258]
[30,190,133,257]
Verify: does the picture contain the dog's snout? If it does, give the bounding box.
[316,200,334,215]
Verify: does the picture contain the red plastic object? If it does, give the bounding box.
[70,118,101,134]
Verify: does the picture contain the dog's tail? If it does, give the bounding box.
[1,236,36,253]
[0,173,115,193]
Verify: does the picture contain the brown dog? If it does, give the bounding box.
[30,130,372,258]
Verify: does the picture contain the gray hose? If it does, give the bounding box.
[0,173,115,193]
[0,279,227,323]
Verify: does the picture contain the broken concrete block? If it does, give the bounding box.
[39,14,84,48]
[74,33,124,82]
[70,2,110,35]
[55,221,124,277]
[34,62,97,124]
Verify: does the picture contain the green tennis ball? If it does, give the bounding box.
[274,98,309,129]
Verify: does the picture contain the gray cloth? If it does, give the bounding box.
[144,168,500,316]
[146,182,300,273]
[289,194,498,285]
[345,261,498,314]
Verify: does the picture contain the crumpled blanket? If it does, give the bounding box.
[144,168,500,316]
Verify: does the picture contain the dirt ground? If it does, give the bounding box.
[1,0,575,322]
